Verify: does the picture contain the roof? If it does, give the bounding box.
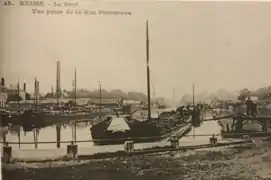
[8,98,140,106]
[90,99,140,105]
[245,96,259,101]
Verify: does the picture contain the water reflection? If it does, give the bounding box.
[4,121,169,151]
[2,120,238,159]
[2,111,227,153]
[2,109,165,150]
[3,121,219,150]
[4,121,93,149]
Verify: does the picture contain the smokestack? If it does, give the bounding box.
[34,78,37,98]
[146,20,151,120]
[37,81,40,99]
[1,77,4,86]
[51,86,54,94]
[23,82,26,92]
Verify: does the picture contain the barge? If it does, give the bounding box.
[90,112,191,145]
[90,21,192,145]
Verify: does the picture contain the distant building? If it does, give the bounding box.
[89,99,140,109]
[0,85,8,108]
[0,78,27,107]
[6,85,26,100]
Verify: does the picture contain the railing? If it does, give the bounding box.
[1,131,270,145]
[2,129,270,163]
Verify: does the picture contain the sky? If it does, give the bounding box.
[1,1,271,99]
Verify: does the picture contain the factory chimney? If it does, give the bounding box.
[1,77,5,86]
[23,81,26,92]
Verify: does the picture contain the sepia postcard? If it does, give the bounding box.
[1,0,271,179]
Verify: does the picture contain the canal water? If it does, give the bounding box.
[2,108,175,149]
[2,112,221,150]
[1,112,245,159]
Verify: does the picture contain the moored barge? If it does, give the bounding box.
[90,112,190,145]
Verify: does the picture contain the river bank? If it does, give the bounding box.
[3,139,271,180]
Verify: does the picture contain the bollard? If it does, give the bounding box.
[67,142,78,158]
[124,141,134,153]
[209,135,217,145]
[56,125,61,148]
[2,143,12,163]
[242,135,251,143]
[226,124,230,132]
[170,136,179,148]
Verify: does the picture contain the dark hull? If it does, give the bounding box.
[91,118,161,145]
[21,111,104,132]
[43,113,102,123]
[0,112,26,126]
[20,111,47,131]
[92,125,192,145]
[91,113,190,145]
[1,110,109,132]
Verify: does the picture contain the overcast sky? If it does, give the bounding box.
[2,1,271,99]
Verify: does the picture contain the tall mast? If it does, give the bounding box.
[99,81,102,111]
[73,68,77,143]
[17,78,20,111]
[36,80,39,111]
[56,61,61,105]
[192,84,195,106]
[74,68,77,106]
[34,77,38,111]
[146,20,151,120]
[33,78,36,107]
